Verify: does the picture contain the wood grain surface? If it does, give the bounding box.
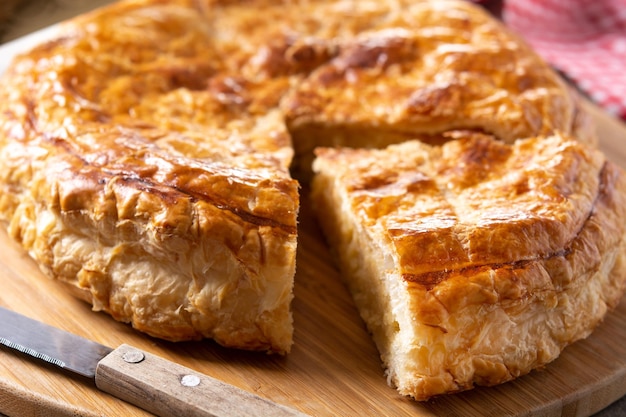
[0,22,625,417]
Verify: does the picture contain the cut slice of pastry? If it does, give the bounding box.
[310,132,626,400]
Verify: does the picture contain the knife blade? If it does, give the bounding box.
[0,306,308,417]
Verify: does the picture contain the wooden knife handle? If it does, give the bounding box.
[95,344,308,417]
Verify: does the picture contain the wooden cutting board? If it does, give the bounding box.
[0,27,626,417]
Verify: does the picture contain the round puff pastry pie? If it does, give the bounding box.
[0,0,623,399]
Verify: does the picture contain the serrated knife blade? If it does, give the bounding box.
[0,307,113,378]
[0,306,308,417]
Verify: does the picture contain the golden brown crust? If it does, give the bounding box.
[282,0,597,175]
[311,133,626,399]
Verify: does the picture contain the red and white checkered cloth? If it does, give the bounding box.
[499,0,626,119]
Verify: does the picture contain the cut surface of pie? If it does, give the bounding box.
[0,0,624,399]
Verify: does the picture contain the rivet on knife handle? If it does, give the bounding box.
[95,344,308,417]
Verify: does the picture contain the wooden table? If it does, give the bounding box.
[0,2,625,416]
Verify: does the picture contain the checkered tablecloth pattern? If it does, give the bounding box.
[485,0,626,119]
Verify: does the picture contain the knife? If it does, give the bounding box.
[0,306,309,417]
